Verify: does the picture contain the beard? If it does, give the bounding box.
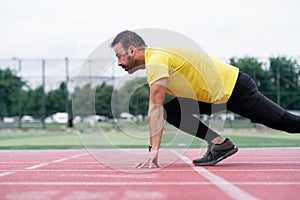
[125,56,144,74]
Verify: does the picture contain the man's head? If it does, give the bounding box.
[111,30,147,73]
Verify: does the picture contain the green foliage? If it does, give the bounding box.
[24,86,45,118]
[46,82,67,115]
[72,84,95,117]
[229,57,273,91]
[95,83,114,117]
[122,78,173,117]
[269,57,300,109]
[112,77,149,117]
[1,56,300,121]
[0,68,24,117]
[129,82,150,117]
[230,56,300,109]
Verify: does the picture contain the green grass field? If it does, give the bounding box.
[0,129,300,150]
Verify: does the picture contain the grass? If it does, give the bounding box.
[0,129,300,150]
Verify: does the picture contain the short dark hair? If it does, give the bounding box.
[110,30,147,51]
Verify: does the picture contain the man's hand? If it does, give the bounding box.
[133,149,160,169]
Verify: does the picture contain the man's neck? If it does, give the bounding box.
[136,48,146,66]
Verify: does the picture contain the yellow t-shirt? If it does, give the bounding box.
[145,47,239,104]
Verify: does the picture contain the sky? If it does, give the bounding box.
[1,0,300,60]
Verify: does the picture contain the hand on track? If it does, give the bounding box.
[133,149,160,169]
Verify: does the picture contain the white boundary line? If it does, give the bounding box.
[0,153,88,178]
[0,147,299,153]
[172,150,259,200]
[0,181,299,186]
[1,169,300,172]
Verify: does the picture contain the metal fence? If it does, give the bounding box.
[0,57,136,130]
[0,56,299,130]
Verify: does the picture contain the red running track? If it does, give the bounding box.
[0,148,299,200]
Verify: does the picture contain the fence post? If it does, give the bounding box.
[42,59,46,129]
[65,57,70,127]
[276,63,281,106]
[18,59,22,129]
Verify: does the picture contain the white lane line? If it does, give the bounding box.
[0,182,208,186]
[25,153,87,170]
[52,153,86,163]
[0,172,15,177]
[172,150,259,200]
[2,160,300,163]
[0,171,17,177]
[58,173,159,179]
[0,181,299,186]
[0,153,88,178]
[1,169,300,173]
[26,163,50,170]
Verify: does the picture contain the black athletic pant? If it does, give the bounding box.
[164,71,300,142]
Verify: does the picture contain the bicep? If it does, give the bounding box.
[149,77,167,105]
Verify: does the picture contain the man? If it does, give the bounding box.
[111,30,300,168]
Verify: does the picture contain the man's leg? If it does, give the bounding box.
[228,71,300,133]
[164,97,238,166]
[163,97,222,142]
[276,111,300,133]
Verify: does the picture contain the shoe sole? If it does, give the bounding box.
[193,146,238,166]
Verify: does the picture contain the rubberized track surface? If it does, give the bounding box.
[0,148,299,200]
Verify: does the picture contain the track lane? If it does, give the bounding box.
[0,148,299,200]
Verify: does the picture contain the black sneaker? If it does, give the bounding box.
[193,138,238,166]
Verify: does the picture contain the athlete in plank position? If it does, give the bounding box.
[111,30,300,167]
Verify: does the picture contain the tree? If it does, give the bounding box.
[129,83,149,117]
[230,56,300,110]
[116,77,174,118]
[0,68,24,118]
[95,83,114,118]
[229,57,273,92]
[269,56,300,109]
[46,82,67,115]
[72,84,95,117]
[24,86,45,118]
[114,77,149,118]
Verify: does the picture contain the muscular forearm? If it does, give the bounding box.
[148,104,164,150]
[147,77,167,151]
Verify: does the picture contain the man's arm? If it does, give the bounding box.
[148,77,167,150]
[135,77,167,168]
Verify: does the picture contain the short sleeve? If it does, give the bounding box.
[145,54,170,85]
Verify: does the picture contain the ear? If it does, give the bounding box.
[128,46,136,56]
